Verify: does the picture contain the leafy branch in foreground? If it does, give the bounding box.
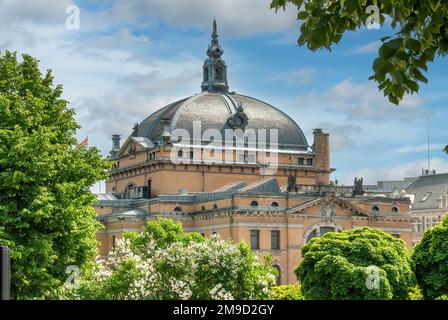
[271,0,448,105]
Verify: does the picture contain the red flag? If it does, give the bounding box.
[80,137,88,147]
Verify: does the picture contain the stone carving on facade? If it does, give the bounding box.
[128,141,136,156]
[320,202,336,222]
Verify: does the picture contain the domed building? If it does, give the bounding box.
[95,20,413,285]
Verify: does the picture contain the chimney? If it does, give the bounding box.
[313,128,330,185]
[160,118,171,145]
[110,134,121,159]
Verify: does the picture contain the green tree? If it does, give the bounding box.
[296,227,416,300]
[270,0,448,106]
[270,283,304,300]
[126,217,205,250]
[0,51,110,299]
[73,218,277,300]
[412,216,448,300]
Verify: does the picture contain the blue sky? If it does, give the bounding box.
[1,0,447,189]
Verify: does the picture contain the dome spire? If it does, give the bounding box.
[211,17,218,47]
[201,18,229,93]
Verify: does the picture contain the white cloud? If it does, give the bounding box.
[338,157,448,185]
[316,122,363,152]
[347,41,381,55]
[0,0,73,27]
[296,78,425,121]
[74,67,201,142]
[97,0,298,37]
[267,67,315,85]
[394,144,446,155]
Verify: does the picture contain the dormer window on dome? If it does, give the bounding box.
[201,19,229,93]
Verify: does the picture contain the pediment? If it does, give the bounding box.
[286,195,375,218]
[118,136,155,156]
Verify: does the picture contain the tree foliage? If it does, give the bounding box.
[270,283,304,300]
[126,216,205,250]
[69,218,277,300]
[295,227,416,300]
[270,0,448,105]
[412,216,448,300]
[0,51,110,299]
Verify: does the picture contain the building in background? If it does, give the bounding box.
[405,172,448,246]
[93,20,413,285]
[363,177,418,195]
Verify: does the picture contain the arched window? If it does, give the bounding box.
[305,225,340,243]
[272,265,282,285]
[250,200,259,207]
[271,201,279,207]
[203,67,209,81]
[201,206,206,211]
[125,183,136,192]
[391,206,399,212]
[306,229,318,243]
[215,66,223,80]
[174,206,182,212]
[213,204,218,209]
[372,206,380,212]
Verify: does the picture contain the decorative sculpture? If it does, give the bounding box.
[227,102,249,129]
[287,175,298,192]
[320,203,335,222]
[131,123,139,137]
[352,177,364,196]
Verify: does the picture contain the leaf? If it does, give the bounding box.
[412,68,428,83]
[388,94,399,105]
[406,79,419,92]
[372,57,385,72]
[393,70,406,84]
[297,11,309,20]
[388,38,403,50]
[396,51,409,61]
[379,44,395,59]
[407,38,422,53]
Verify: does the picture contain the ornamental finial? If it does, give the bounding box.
[201,19,229,93]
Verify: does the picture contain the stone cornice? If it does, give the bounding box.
[286,194,376,218]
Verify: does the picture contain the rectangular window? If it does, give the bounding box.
[271,230,280,250]
[298,158,304,165]
[250,230,260,250]
[147,180,152,198]
[306,158,313,166]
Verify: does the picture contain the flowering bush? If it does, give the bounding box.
[69,219,276,300]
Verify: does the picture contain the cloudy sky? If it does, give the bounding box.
[2,0,448,189]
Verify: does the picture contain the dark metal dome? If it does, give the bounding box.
[136,92,309,151]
